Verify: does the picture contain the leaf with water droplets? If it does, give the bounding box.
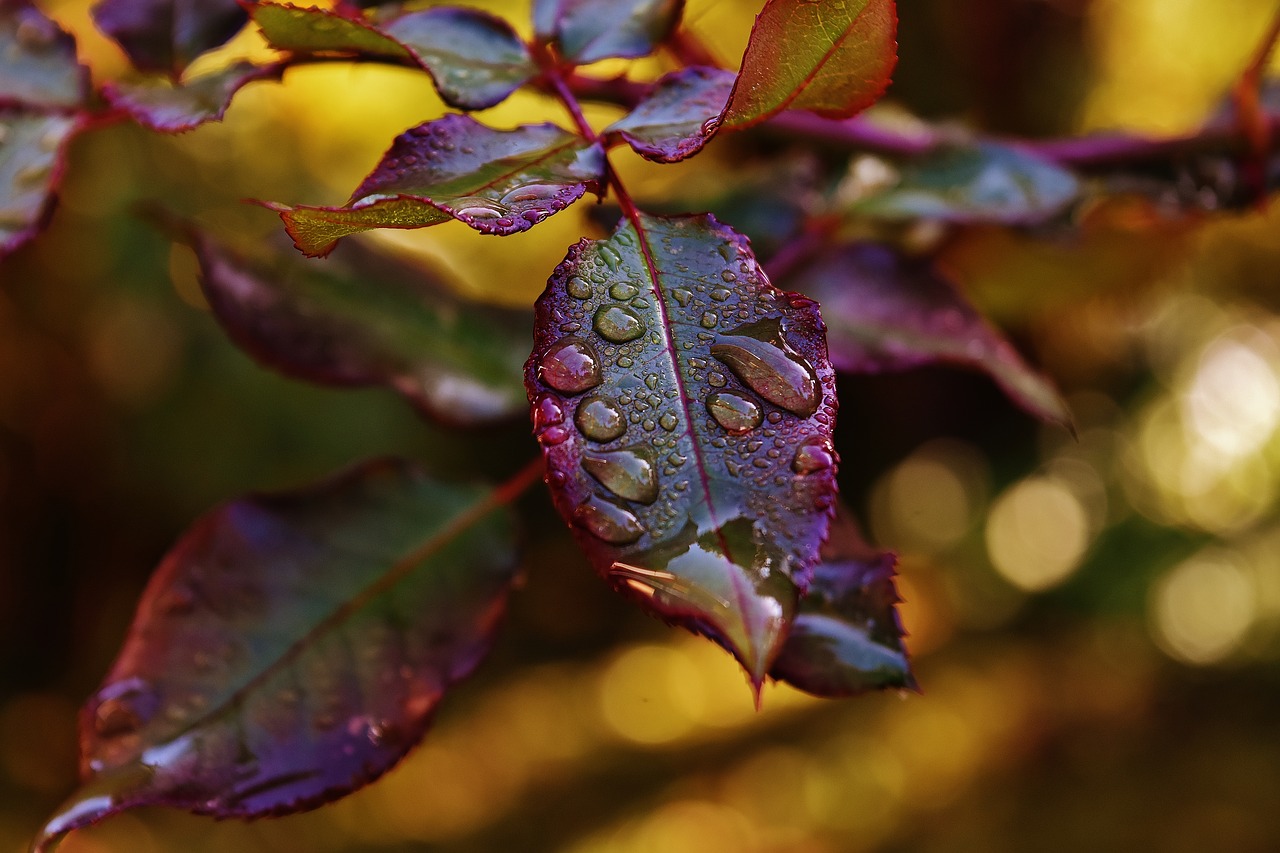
[771,503,914,696]
[185,224,530,426]
[526,212,839,691]
[716,0,897,132]
[533,0,684,64]
[250,3,410,59]
[784,242,1071,427]
[605,66,734,163]
[0,109,78,258]
[0,0,89,110]
[91,0,248,76]
[848,142,1080,224]
[104,62,283,133]
[34,458,522,852]
[265,115,605,257]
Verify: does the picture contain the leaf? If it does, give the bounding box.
[0,109,77,257]
[250,3,411,61]
[784,242,1071,427]
[91,0,250,76]
[186,225,531,426]
[34,458,521,852]
[266,114,606,257]
[771,503,913,696]
[848,142,1080,224]
[0,0,89,110]
[533,0,684,64]
[717,0,897,132]
[525,212,839,689]
[104,62,283,133]
[605,66,734,163]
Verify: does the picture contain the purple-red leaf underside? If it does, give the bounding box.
[526,212,839,690]
[104,62,283,132]
[605,66,734,163]
[35,458,520,852]
[0,0,89,111]
[533,0,684,64]
[91,0,249,76]
[0,109,79,258]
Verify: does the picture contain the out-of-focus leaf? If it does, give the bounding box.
[0,0,88,110]
[104,62,283,132]
[533,0,684,64]
[0,109,77,257]
[187,226,531,426]
[717,0,897,132]
[771,503,912,696]
[526,212,838,690]
[266,115,605,257]
[785,242,1071,427]
[605,66,734,163]
[35,458,520,852]
[91,0,249,76]
[250,3,411,61]
[849,142,1080,224]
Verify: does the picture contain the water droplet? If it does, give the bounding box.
[583,447,658,503]
[594,305,645,342]
[617,356,634,368]
[576,395,626,441]
[701,311,718,328]
[500,183,558,206]
[673,288,693,307]
[94,698,141,738]
[573,495,644,544]
[538,426,569,446]
[610,282,639,300]
[710,328,820,417]
[708,371,727,387]
[533,394,564,429]
[793,440,835,474]
[720,270,737,282]
[710,288,732,302]
[598,244,623,271]
[567,275,592,299]
[645,373,659,390]
[706,391,763,434]
[659,413,678,431]
[541,338,601,394]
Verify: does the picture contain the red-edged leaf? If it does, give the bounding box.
[91,0,250,76]
[526,212,839,690]
[0,109,79,258]
[0,0,89,110]
[104,62,283,132]
[187,226,530,426]
[533,0,684,64]
[771,503,913,696]
[784,242,1071,427]
[716,0,897,132]
[265,115,606,257]
[605,66,734,163]
[34,458,520,852]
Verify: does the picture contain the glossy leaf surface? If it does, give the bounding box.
[719,0,896,131]
[36,459,520,851]
[91,0,249,76]
[771,504,912,696]
[0,110,76,257]
[249,3,409,59]
[0,0,88,110]
[605,66,734,163]
[104,62,282,132]
[526,213,838,687]
[850,142,1080,224]
[533,0,683,64]
[785,242,1070,426]
[189,226,530,425]
[268,115,605,257]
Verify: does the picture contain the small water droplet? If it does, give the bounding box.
[533,394,565,429]
[538,425,569,446]
[618,356,634,368]
[659,413,678,431]
[701,311,718,328]
[583,447,658,503]
[706,391,763,434]
[573,494,644,544]
[710,326,820,417]
[576,395,626,441]
[708,371,727,388]
[793,440,835,474]
[610,282,639,300]
[94,698,141,738]
[673,288,693,307]
[567,276,592,299]
[541,338,601,393]
[710,288,732,302]
[720,270,737,282]
[594,305,645,342]
[645,373,660,390]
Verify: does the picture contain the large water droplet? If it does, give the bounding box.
[710,325,820,416]
[541,338,601,394]
[610,282,639,300]
[574,495,644,544]
[793,440,835,474]
[706,391,763,434]
[576,395,626,441]
[566,276,592,299]
[583,447,658,503]
[594,305,645,342]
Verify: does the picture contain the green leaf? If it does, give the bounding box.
[250,3,411,61]
[605,66,735,163]
[718,0,897,132]
[525,213,839,690]
[0,0,89,110]
[104,62,283,133]
[0,109,77,257]
[533,0,684,64]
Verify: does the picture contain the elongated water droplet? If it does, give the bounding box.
[598,244,623,271]
[583,447,658,503]
[541,338,601,393]
[706,391,763,434]
[573,494,644,544]
[594,305,645,342]
[610,282,639,300]
[566,276,592,299]
[793,439,835,474]
[576,395,626,441]
[710,332,820,417]
[673,288,693,306]
[710,287,731,302]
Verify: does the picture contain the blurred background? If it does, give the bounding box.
[3,0,1280,850]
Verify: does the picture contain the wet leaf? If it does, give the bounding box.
[35,458,520,851]
[533,0,684,64]
[266,115,605,257]
[785,242,1071,427]
[91,0,249,76]
[605,66,734,163]
[771,503,913,696]
[849,142,1080,224]
[250,3,411,61]
[0,109,77,257]
[187,226,531,426]
[0,0,88,110]
[718,0,897,132]
[104,62,283,132]
[526,212,838,689]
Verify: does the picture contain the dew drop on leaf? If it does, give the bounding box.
[566,276,592,299]
[706,390,764,434]
[710,326,820,416]
[540,338,602,393]
[793,439,835,474]
[573,494,645,544]
[610,282,639,300]
[576,395,627,441]
[583,447,659,503]
[593,305,645,342]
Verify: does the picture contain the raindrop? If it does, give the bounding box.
[582,447,658,503]
[573,495,644,544]
[701,311,718,328]
[673,288,693,307]
[541,338,601,393]
[566,275,592,299]
[659,413,678,431]
[500,183,558,205]
[94,698,142,738]
[706,391,763,434]
[594,305,645,342]
[710,288,732,302]
[598,244,623,271]
[576,395,627,441]
[710,328,820,417]
[708,371,727,388]
[793,440,835,474]
[610,283,639,300]
[533,394,564,429]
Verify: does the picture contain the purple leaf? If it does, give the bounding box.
[265,115,606,257]
[0,109,79,258]
[784,242,1071,427]
[533,0,684,64]
[605,66,734,163]
[526,212,839,691]
[0,0,89,110]
[91,0,250,76]
[104,62,283,133]
[186,225,531,426]
[771,503,913,697]
[34,458,520,851]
